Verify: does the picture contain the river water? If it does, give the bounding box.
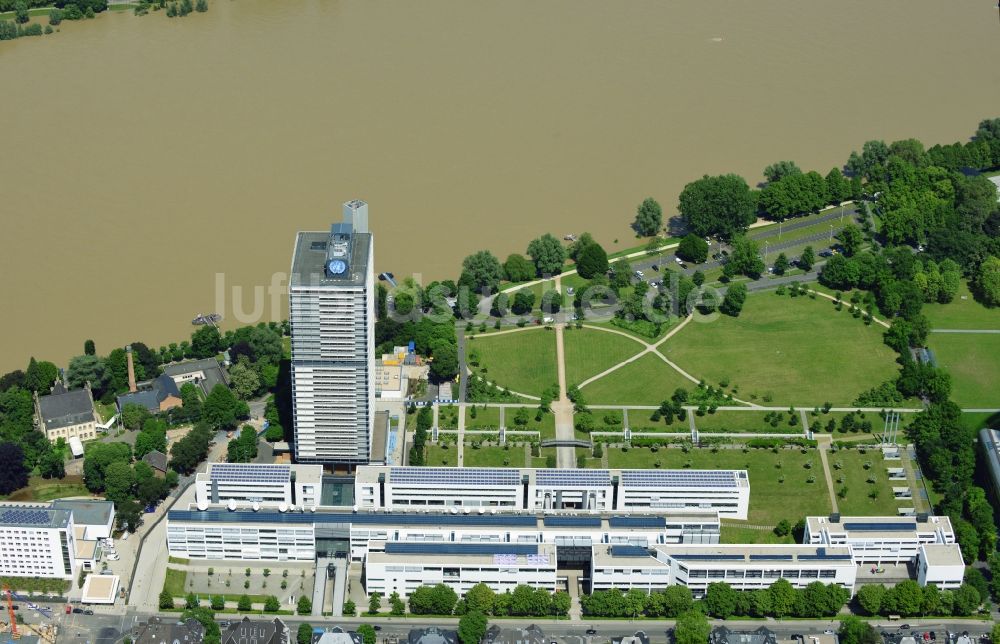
[1,0,998,372]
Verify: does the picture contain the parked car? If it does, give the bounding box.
[674,256,683,264]
[107,554,120,561]
[900,624,911,630]
[83,609,94,616]
[650,264,659,271]
[586,629,598,636]
[72,608,84,614]
[566,287,575,295]
[121,532,129,541]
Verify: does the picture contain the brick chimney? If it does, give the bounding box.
[126,345,137,393]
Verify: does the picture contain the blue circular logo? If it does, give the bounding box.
[327,260,347,275]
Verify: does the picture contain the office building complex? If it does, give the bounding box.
[0,501,115,580]
[355,466,750,519]
[289,200,375,465]
[804,514,956,564]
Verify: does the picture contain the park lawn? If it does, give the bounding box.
[163,568,188,597]
[96,401,117,423]
[720,525,795,545]
[959,411,998,433]
[504,406,555,438]
[606,447,831,526]
[928,333,1000,408]
[438,405,460,429]
[829,450,902,516]
[563,327,645,386]
[693,410,802,434]
[464,445,525,468]
[581,353,691,406]
[661,293,898,406]
[465,405,501,429]
[923,281,1000,330]
[531,448,559,468]
[576,447,601,469]
[424,444,458,467]
[5,475,89,502]
[467,328,558,397]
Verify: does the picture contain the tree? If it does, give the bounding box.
[461,251,504,293]
[511,290,536,315]
[13,1,28,23]
[526,234,566,276]
[195,0,207,11]
[678,174,756,240]
[389,591,405,615]
[120,403,151,431]
[825,167,852,204]
[263,596,280,612]
[228,361,261,400]
[237,595,252,611]
[368,593,382,615]
[541,289,563,313]
[297,596,312,615]
[673,610,710,644]
[576,240,609,279]
[977,255,1000,306]
[800,246,815,271]
[660,586,693,617]
[202,384,240,430]
[677,234,709,263]
[820,254,860,290]
[24,357,58,394]
[83,441,132,492]
[726,236,765,279]
[159,590,175,610]
[768,578,797,618]
[465,582,495,614]
[38,448,65,479]
[720,283,747,317]
[357,625,376,644]
[855,583,886,615]
[428,340,458,382]
[343,599,356,616]
[211,595,225,610]
[67,354,108,391]
[837,223,864,257]
[458,610,488,644]
[633,197,663,236]
[296,624,313,644]
[888,579,923,616]
[838,616,880,644]
[503,253,535,283]
[103,461,136,503]
[773,253,790,275]
[191,326,223,359]
[703,582,738,618]
[763,160,801,183]
[773,519,791,537]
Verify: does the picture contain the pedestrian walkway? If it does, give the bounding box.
[553,322,575,468]
[456,403,466,466]
[816,435,839,514]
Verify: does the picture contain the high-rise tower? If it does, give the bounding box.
[289,200,375,465]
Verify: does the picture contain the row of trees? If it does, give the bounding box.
[406,405,432,466]
[855,580,983,617]
[395,582,570,617]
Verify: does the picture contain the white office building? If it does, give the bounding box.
[365,542,559,598]
[804,514,956,564]
[195,463,323,510]
[916,544,965,589]
[289,200,375,466]
[591,544,858,597]
[0,505,77,580]
[355,466,750,519]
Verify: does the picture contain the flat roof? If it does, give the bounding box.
[0,505,71,529]
[535,469,611,487]
[52,499,114,527]
[80,574,119,604]
[208,463,291,484]
[367,542,556,567]
[75,539,98,560]
[921,543,965,566]
[594,544,855,567]
[388,467,522,487]
[620,469,747,489]
[358,466,748,489]
[806,514,953,538]
[290,230,371,289]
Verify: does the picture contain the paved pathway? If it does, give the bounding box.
[552,321,576,468]
[456,403,466,466]
[930,329,1000,334]
[816,435,840,514]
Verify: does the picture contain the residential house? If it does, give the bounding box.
[407,628,458,644]
[710,627,779,644]
[35,381,98,442]
[143,450,169,476]
[116,374,182,414]
[162,358,229,396]
[220,617,289,644]
[133,616,204,644]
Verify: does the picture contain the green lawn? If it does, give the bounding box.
[829,449,903,516]
[959,411,999,433]
[721,525,795,545]
[96,402,117,423]
[923,281,1000,330]
[425,443,458,467]
[465,405,501,429]
[163,568,188,597]
[661,293,898,406]
[606,447,832,525]
[581,353,691,405]
[464,444,525,468]
[928,333,1000,408]
[693,410,802,434]
[467,328,558,396]
[504,406,555,438]
[438,405,460,429]
[563,327,645,386]
[5,475,89,502]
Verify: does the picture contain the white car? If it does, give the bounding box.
[674,256,684,264]
[121,532,129,541]
[107,554,120,561]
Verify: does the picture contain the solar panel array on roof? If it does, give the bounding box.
[168,510,538,527]
[543,516,602,528]
[798,553,853,561]
[620,470,741,488]
[388,467,520,487]
[535,469,611,487]
[671,554,746,561]
[609,516,666,528]
[610,545,652,558]
[0,507,56,526]
[841,522,917,532]
[209,463,290,483]
[383,542,538,556]
[748,554,793,561]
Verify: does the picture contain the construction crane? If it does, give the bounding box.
[3,585,20,642]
